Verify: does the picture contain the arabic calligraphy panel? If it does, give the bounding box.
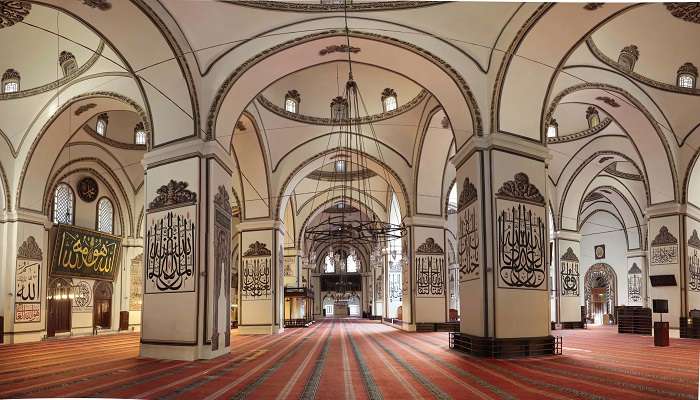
[15,260,40,304]
[145,205,197,294]
[50,225,121,281]
[15,303,41,323]
[496,199,547,291]
[72,280,93,312]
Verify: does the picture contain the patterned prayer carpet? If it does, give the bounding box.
[0,320,697,399]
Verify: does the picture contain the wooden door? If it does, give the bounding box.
[93,281,113,329]
[48,297,71,337]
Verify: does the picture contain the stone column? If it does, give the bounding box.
[236,220,285,334]
[1,212,50,343]
[139,140,234,361]
[646,204,683,327]
[405,216,449,328]
[552,231,582,327]
[454,135,553,354]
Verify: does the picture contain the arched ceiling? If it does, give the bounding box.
[0,4,101,91]
[261,61,422,117]
[591,4,700,86]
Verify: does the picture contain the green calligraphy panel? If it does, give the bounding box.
[50,225,122,281]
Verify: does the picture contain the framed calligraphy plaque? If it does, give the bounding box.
[15,236,42,323]
[50,225,121,281]
[650,226,678,266]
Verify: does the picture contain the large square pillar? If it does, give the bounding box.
[139,141,233,361]
[454,135,553,356]
[552,231,583,328]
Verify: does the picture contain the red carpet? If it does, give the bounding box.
[0,321,697,399]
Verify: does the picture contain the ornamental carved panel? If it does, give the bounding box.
[560,247,579,297]
[688,230,700,292]
[241,241,272,299]
[496,173,546,290]
[627,263,642,302]
[415,238,445,297]
[457,178,479,282]
[213,186,232,350]
[650,226,678,266]
[15,236,42,323]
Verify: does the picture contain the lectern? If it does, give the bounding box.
[652,299,669,347]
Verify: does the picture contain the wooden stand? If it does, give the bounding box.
[653,322,669,347]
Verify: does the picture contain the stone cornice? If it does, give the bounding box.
[224,1,447,13]
[546,117,612,144]
[586,36,700,96]
[256,89,429,126]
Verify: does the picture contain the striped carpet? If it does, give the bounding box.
[0,320,697,399]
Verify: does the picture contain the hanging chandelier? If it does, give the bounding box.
[304,1,407,249]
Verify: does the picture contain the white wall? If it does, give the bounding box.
[580,212,629,308]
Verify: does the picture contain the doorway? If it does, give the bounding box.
[47,278,72,337]
[93,281,113,329]
[584,263,617,324]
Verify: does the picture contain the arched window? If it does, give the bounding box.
[677,63,697,89]
[53,183,74,224]
[347,254,358,273]
[59,51,77,75]
[546,118,558,138]
[324,254,335,273]
[335,159,346,173]
[447,183,457,214]
[96,197,114,233]
[586,106,599,129]
[2,68,20,93]
[285,90,300,113]
[618,45,639,72]
[134,122,146,145]
[96,113,108,136]
[331,96,348,120]
[381,88,397,112]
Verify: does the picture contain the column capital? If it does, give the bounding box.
[553,230,581,242]
[452,132,551,169]
[403,214,446,228]
[626,249,647,258]
[142,137,234,174]
[237,219,283,232]
[2,209,51,228]
[645,202,682,219]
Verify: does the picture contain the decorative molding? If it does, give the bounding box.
[256,89,429,126]
[381,87,397,101]
[0,41,105,101]
[561,247,579,262]
[285,89,301,104]
[583,3,604,10]
[307,168,377,182]
[319,44,360,56]
[148,180,197,211]
[595,96,620,107]
[689,229,700,249]
[652,226,678,246]
[214,185,232,215]
[584,192,605,202]
[235,120,246,131]
[243,241,271,257]
[678,62,699,78]
[598,156,614,163]
[17,236,42,260]
[628,262,642,274]
[666,3,700,24]
[226,1,446,12]
[495,173,545,206]
[0,1,30,29]
[586,37,700,95]
[416,237,444,255]
[207,29,482,139]
[82,125,147,150]
[441,115,450,129]
[75,103,97,116]
[2,68,19,80]
[80,0,111,10]
[602,162,643,181]
[457,178,477,211]
[546,117,611,144]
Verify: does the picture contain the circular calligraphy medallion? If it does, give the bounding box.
[74,281,91,309]
[77,177,99,202]
[595,245,605,259]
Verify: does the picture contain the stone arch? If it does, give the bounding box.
[209,31,481,153]
[583,262,618,321]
